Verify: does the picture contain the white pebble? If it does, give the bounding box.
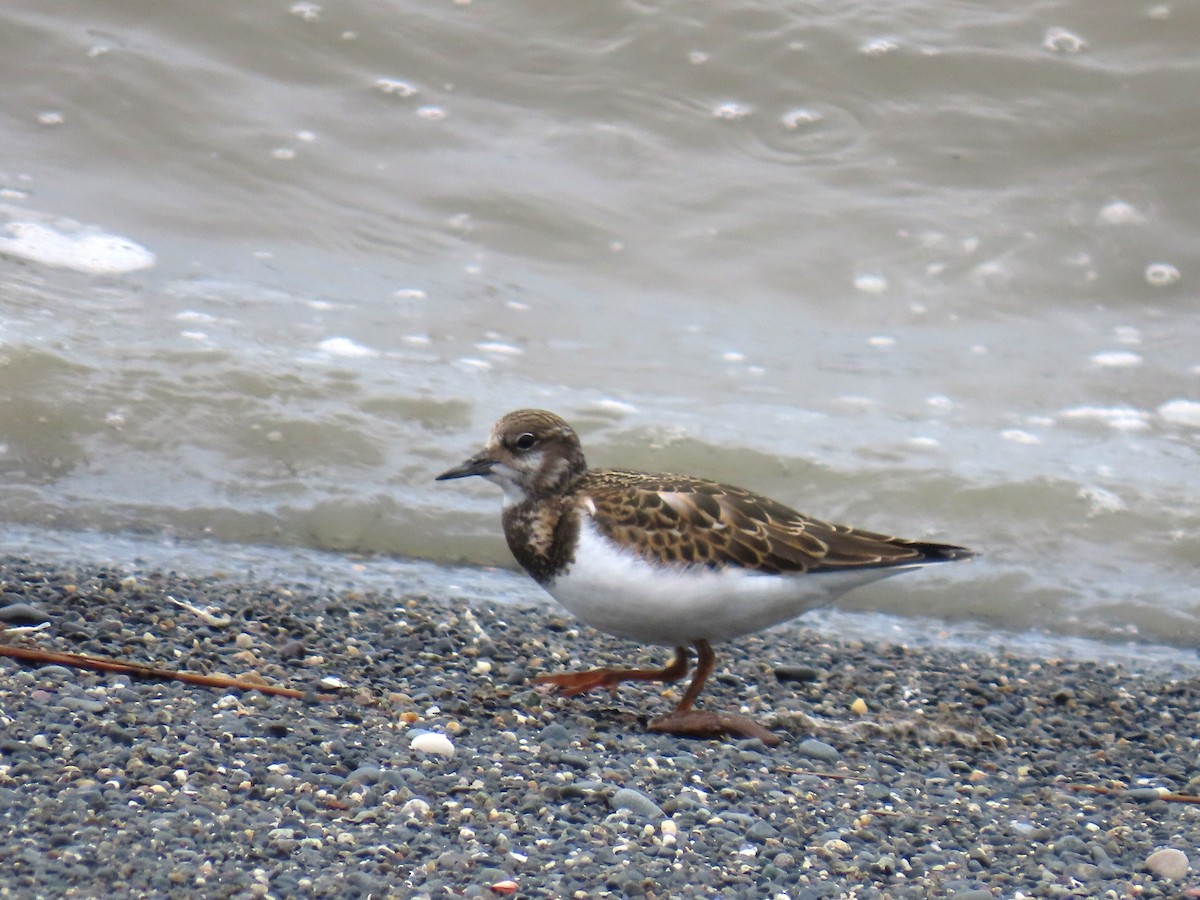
[1146,847,1188,880]
[410,731,455,758]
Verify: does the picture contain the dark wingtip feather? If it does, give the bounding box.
[910,542,976,563]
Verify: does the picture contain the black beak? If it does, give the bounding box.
[435,451,496,481]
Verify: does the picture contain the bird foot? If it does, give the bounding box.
[533,668,628,697]
[648,709,781,747]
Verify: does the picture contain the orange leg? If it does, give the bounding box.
[647,639,780,747]
[533,646,689,698]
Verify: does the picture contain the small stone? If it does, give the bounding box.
[1125,787,1168,802]
[346,766,385,785]
[611,787,665,820]
[774,665,821,683]
[0,603,52,625]
[850,697,868,715]
[410,732,455,758]
[1145,847,1188,880]
[746,820,778,843]
[797,738,840,763]
[539,723,571,748]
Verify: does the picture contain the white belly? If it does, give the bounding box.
[544,519,912,646]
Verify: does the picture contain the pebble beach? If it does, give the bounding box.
[1,556,1199,899]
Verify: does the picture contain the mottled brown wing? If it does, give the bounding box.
[578,469,970,574]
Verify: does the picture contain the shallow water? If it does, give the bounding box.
[1,0,1197,649]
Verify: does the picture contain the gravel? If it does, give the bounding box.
[1,556,1199,898]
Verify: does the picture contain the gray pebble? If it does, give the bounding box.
[0,603,52,625]
[746,820,778,843]
[539,722,571,747]
[797,738,840,763]
[610,787,665,820]
[773,665,821,683]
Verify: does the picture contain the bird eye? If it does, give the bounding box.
[514,432,537,451]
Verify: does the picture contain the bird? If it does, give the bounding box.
[436,408,973,746]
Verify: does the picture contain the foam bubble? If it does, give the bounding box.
[475,341,523,356]
[1097,201,1145,225]
[317,337,378,358]
[854,274,888,294]
[781,108,822,129]
[1145,262,1180,286]
[1078,485,1124,515]
[0,221,155,274]
[1059,405,1150,431]
[712,102,751,120]
[375,78,417,98]
[593,399,638,415]
[1158,399,1200,427]
[860,38,899,56]
[1090,351,1142,368]
[1043,27,1087,53]
[1001,429,1041,445]
[290,2,320,21]
[176,311,217,323]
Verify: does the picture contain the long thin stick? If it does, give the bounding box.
[0,643,334,701]
[1064,784,1200,805]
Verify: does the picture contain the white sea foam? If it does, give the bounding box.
[1059,405,1150,431]
[1090,351,1142,368]
[317,337,378,358]
[0,220,155,274]
[1158,399,1200,427]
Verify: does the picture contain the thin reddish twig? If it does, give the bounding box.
[0,643,334,701]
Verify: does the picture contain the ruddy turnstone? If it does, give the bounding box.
[437,409,973,746]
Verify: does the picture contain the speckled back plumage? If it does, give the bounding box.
[575,469,969,574]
